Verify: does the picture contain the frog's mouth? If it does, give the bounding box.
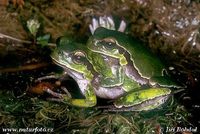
[50,49,60,62]
[52,58,85,81]
[51,50,96,81]
[51,50,77,70]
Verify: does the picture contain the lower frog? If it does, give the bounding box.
[49,37,97,107]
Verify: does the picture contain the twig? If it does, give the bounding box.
[0,33,32,44]
[0,32,56,47]
[0,63,50,73]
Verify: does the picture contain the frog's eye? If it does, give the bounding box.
[101,38,117,50]
[97,41,115,51]
[72,51,86,64]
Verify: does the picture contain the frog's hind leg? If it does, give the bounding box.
[113,88,171,111]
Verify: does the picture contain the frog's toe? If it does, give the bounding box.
[61,87,72,98]
[89,18,99,34]
[89,16,126,34]
[118,20,126,32]
[99,16,115,30]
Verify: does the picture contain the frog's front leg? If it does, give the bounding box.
[88,51,125,87]
[48,85,97,107]
[64,84,96,107]
[46,83,96,107]
[100,65,124,87]
[35,74,96,107]
[113,88,171,111]
[45,86,71,101]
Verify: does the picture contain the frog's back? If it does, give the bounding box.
[94,27,166,78]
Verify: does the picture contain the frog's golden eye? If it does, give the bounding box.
[74,51,86,57]
[100,38,117,50]
[73,51,86,64]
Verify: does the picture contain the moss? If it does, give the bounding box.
[0,89,191,133]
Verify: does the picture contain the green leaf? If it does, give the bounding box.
[37,34,51,47]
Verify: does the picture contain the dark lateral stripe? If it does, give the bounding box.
[113,42,149,85]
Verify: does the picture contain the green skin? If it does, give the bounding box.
[51,29,175,111]
[87,27,180,88]
[51,37,97,107]
[87,51,125,88]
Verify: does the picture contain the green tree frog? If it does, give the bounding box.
[49,33,175,111]
[87,27,181,88]
[46,16,182,111]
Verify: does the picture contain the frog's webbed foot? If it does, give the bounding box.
[47,86,97,108]
[46,87,72,102]
[89,16,126,34]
